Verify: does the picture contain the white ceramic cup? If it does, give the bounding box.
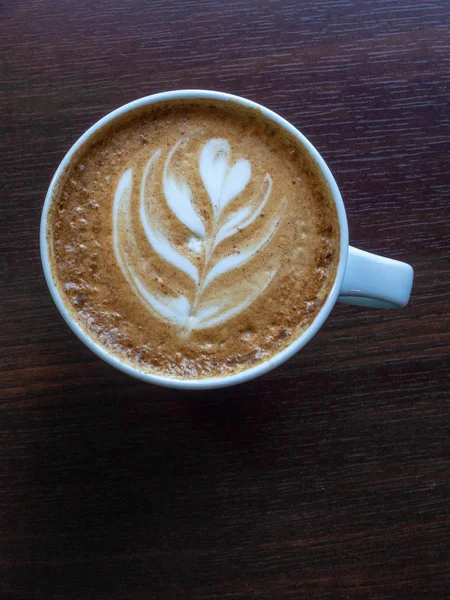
[40,90,414,389]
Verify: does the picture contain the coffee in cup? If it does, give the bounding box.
[46,98,341,379]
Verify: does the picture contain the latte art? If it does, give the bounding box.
[48,99,340,379]
[113,138,285,334]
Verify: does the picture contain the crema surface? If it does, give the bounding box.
[48,100,340,379]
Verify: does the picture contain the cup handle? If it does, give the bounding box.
[338,246,414,308]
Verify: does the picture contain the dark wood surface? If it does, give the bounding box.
[1,1,449,598]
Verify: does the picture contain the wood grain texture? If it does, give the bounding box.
[1,0,449,598]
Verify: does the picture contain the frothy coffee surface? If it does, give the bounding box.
[48,99,340,379]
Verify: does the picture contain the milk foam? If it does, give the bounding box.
[113,137,286,334]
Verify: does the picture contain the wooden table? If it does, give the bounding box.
[1,1,449,598]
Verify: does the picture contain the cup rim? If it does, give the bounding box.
[40,89,349,389]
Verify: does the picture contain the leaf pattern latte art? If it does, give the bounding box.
[113,138,286,335]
